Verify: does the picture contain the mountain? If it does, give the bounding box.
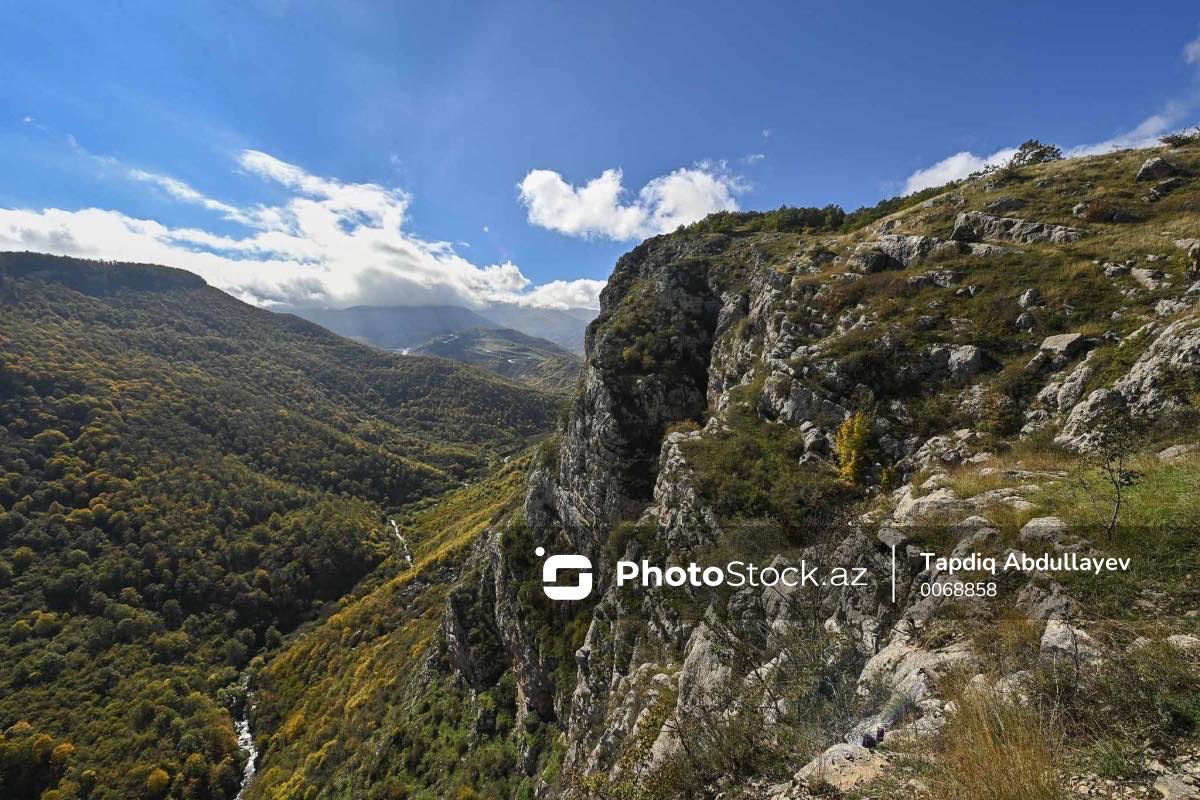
[246,141,1200,799]
[0,251,560,800]
[411,327,583,395]
[479,302,597,353]
[278,304,497,350]
[280,302,596,354]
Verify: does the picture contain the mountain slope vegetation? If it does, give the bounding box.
[0,252,559,800]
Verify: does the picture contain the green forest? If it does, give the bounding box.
[0,253,561,799]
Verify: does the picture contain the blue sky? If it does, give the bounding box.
[2,1,1199,309]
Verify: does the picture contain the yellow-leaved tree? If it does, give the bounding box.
[834,411,872,484]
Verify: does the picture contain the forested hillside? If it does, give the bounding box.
[0,253,559,800]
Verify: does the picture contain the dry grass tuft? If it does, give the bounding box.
[932,676,1065,800]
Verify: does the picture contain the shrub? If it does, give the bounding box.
[834,411,872,484]
[1160,126,1200,147]
[1007,139,1063,168]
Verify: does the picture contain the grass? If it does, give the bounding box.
[930,672,1065,800]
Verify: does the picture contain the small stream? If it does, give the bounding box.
[389,517,413,567]
[233,678,258,800]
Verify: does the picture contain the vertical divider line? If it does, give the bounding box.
[891,543,896,604]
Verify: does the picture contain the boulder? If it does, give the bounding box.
[1015,581,1078,620]
[1019,516,1069,544]
[847,248,901,274]
[892,487,974,525]
[1153,774,1198,800]
[1040,619,1102,665]
[947,344,985,380]
[984,196,1027,213]
[1158,443,1198,463]
[1039,332,1085,357]
[951,211,1086,245]
[857,636,973,700]
[1148,176,1186,202]
[1132,267,1166,290]
[1018,288,1040,309]
[1135,156,1178,182]
[1157,298,1196,317]
[794,743,887,793]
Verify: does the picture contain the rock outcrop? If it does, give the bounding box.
[951,211,1086,245]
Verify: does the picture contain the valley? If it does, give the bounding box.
[3,139,1200,800]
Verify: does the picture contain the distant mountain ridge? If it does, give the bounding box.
[279,301,595,353]
[411,326,583,395]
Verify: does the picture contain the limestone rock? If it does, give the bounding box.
[1114,315,1200,417]
[1154,774,1198,800]
[951,211,1086,245]
[857,635,973,701]
[1040,619,1101,665]
[1136,156,1179,182]
[1158,443,1198,463]
[1039,332,1086,357]
[1019,516,1069,544]
[984,196,1026,213]
[1133,267,1167,290]
[794,744,887,793]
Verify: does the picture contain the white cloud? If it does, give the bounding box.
[1185,35,1200,66]
[127,168,247,220]
[742,153,766,165]
[1069,101,1193,156]
[903,35,1200,195]
[517,162,745,241]
[762,129,773,139]
[0,148,603,310]
[518,278,607,309]
[902,147,1018,194]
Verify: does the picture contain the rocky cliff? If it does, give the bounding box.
[251,141,1200,800]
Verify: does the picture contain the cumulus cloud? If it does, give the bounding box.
[902,147,1018,194]
[519,278,608,309]
[0,148,603,309]
[517,162,745,241]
